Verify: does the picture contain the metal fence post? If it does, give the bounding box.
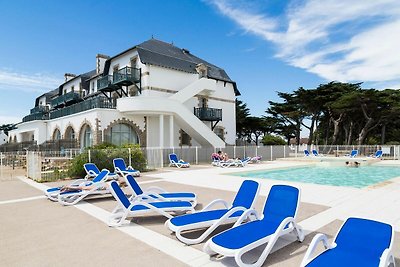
[233,146,236,158]
[88,149,91,163]
[270,146,273,161]
[195,146,198,165]
[283,145,286,158]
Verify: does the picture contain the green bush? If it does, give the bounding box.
[68,144,147,178]
[262,134,286,145]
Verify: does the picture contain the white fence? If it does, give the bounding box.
[1,145,400,181]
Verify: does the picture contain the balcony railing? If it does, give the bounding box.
[51,91,82,108]
[49,96,116,119]
[194,107,222,121]
[22,113,49,122]
[113,67,141,86]
[30,105,49,114]
[97,75,116,91]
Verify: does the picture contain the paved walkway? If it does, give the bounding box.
[1,160,400,266]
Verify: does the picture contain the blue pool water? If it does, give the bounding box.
[231,166,400,188]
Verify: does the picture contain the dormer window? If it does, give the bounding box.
[196,63,208,78]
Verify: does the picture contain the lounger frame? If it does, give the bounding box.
[166,181,260,245]
[300,217,395,267]
[203,185,304,267]
[108,180,194,227]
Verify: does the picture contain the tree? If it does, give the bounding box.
[243,116,268,146]
[235,99,250,139]
[0,124,16,135]
[261,134,286,145]
[267,92,305,145]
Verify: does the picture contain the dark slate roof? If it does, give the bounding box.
[104,39,240,96]
[35,88,59,106]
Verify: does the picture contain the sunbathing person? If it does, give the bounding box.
[59,176,126,193]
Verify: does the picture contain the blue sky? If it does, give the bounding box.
[1,0,399,125]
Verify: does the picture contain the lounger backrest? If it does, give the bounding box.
[375,150,383,157]
[231,180,260,209]
[312,150,318,156]
[114,158,127,171]
[335,218,392,258]
[304,150,310,156]
[351,150,358,157]
[109,180,131,209]
[84,163,100,175]
[125,174,143,195]
[92,169,109,183]
[169,153,178,163]
[263,185,299,221]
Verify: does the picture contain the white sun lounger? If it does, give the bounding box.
[45,169,109,202]
[169,153,190,168]
[108,180,194,227]
[113,158,140,177]
[124,174,197,206]
[204,185,304,267]
[166,180,260,245]
[300,217,394,267]
[56,169,110,205]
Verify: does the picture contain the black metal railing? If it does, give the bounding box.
[113,66,141,85]
[194,107,222,121]
[49,96,115,119]
[97,75,114,91]
[30,105,49,114]
[51,91,82,108]
[22,113,50,122]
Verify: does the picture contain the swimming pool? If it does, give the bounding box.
[231,165,400,188]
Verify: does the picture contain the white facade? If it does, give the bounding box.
[9,39,238,149]
[0,131,7,145]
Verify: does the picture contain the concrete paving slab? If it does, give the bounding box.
[0,179,43,201]
[0,198,187,267]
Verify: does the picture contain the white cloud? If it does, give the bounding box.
[0,68,62,93]
[207,0,400,88]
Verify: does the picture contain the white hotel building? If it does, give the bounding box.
[8,39,240,149]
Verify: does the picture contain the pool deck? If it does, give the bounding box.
[2,159,400,266]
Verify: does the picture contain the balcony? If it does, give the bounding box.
[194,107,222,121]
[49,96,116,119]
[97,75,119,92]
[30,105,49,114]
[51,91,82,108]
[22,113,49,122]
[112,67,141,86]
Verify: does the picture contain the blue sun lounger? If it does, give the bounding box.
[45,169,110,202]
[312,149,323,157]
[348,149,358,158]
[372,150,383,158]
[304,150,311,156]
[169,153,190,168]
[107,180,194,227]
[166,180,260,245]
[113,158,140,177]
[124,174,197,206]
[300,217,395,267]
[204,185,304,267]
[84,163,118,179]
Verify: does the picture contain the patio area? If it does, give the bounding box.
[2,161,400,266]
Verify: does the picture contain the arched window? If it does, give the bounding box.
[110,123,138,146]
[53,129,61,140]
[80,125,92,148]
[65,127,75,140]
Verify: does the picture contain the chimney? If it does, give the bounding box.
[64,73,76,82]
[96,54,110,74]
